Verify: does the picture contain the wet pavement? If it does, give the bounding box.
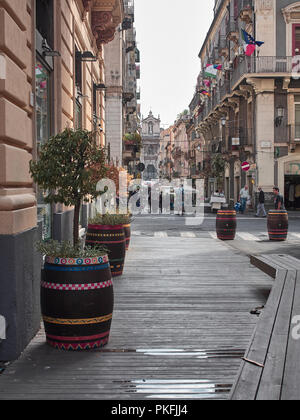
[0,217,273,400]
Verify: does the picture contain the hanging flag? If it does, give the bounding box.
[203,79,212,88]
[241,29,264,56]
[199,89,210,97]
[204,64,222,78]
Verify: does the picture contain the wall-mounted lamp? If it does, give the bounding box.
[94,83,106,90]
[275,106,285,127]
[221,117,227,126]
[76,51,98,62]
[42,39,61,57]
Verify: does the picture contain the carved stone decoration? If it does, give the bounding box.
[282,2,300,24]
[91,0,123,46]
[82,0,92,11]
[92,11,114,32]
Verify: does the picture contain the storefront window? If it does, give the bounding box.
[35,60,52,240]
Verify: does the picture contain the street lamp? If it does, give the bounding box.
[76,51,98,62]
[275,106,285,127]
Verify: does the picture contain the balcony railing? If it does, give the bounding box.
[231,56,295,88]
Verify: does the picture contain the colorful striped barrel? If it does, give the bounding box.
[267,210,288,241]
[123,224,131,251]
[41,255,113,351]
[216,210,237,240]
[86,224,126,277]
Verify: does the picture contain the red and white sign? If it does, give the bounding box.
[241,162,250,172]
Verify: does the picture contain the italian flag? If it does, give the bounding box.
[205,64,222,78]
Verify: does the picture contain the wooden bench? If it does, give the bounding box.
[230,254,300,400]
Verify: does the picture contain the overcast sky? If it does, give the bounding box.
[134,0,215,128]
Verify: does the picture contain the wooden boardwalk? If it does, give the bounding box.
[0,235,272,400]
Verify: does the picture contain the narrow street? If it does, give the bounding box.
[0,215,272,401]
[132,212,300,260]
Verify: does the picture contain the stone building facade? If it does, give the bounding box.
[104,0,141,167]
[0,0,124,360]
[190,0,300,209]
[141,111,161,181]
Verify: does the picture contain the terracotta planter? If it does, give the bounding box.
[41,255,113,351]
[86,224,126,277]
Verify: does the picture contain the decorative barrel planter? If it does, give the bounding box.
[216,210,237,240]
[86,224,126,277]
[123,224,131,251]
[41,255,113,351]
[267,210,288,241]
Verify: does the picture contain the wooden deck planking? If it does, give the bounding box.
[0,236,273,400]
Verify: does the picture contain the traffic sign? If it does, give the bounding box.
[241,161,250,172]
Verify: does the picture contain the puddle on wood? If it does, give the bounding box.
[99,348,245,359]
[107,349,244,398]
[113,379,233,399]
[135,348,245,359]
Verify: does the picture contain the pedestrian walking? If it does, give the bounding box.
[273,187,285,210]
[255,187,267,217]
[239,185,250,214]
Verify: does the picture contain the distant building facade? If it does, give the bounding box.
[141,111,161,180]
[189,0,300,208]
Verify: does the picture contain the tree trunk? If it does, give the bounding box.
[73,200,81,246]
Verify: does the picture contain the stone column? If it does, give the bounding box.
[0,0,41,361]
[248,77,275,192]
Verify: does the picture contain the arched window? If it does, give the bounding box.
[148,122,153,135]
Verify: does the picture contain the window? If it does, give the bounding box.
[36,0,54,240]
[36,61,50,145]
[93,82,98,131]
[36,0,54,48]
[295,95,300,139]
[148,122,153,135]
[293,24,300,56]
[75,47,82,129]
[36,60,52,240]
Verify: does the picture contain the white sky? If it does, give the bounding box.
[134,0,215,128]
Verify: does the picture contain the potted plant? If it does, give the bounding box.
[30,128,113,351]
[86,212,131,277]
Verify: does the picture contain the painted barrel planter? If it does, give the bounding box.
[41,255,113,351]
[86,224,126,277]
[267,210,288,241]
[123,223,131,251]
[216,210,237,240]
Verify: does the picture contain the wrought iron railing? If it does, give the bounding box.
[231,56,295,88]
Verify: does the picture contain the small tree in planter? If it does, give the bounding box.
[29,128,114,351]
[30,128,107,246]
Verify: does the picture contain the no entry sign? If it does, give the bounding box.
[242,162,250,172]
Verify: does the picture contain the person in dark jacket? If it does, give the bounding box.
[255,187,267,217]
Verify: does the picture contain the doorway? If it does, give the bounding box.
[285,174,300,210]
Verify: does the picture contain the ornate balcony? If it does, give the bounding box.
[239,0,253,24]
[226,19,239,44]
[85,0,124,48]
